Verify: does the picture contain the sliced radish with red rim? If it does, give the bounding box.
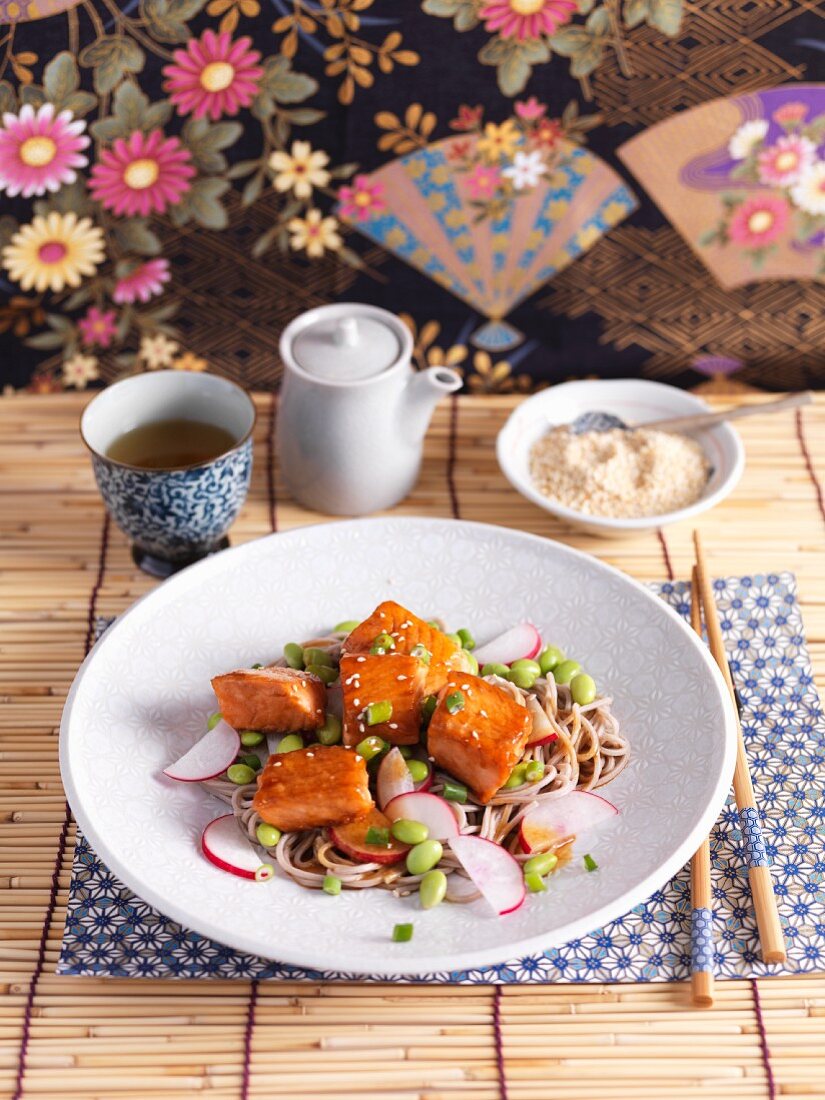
[163,719,240,783]
[202,814,274,881]
[448,835,525,916]
[474,623,542,666]
[518,790,618,853]
[376,747,414,811]
[383,791,459,840]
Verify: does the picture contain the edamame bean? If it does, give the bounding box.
[524,760,545,783]
[406,839,443,876]
[317,713,342,746]
[240,729,265,747]
[277,734,303,753]
[506,667,537,690]
[283,642,304,669]
[407,759,429,784]
[462,649,479,675]
[227,763,256,785]
[391,819,429,845]
[511,658,541,677]
[571,673,596,706]
[481,662,510,678]
[419,869,447,910]
[356,734,387,761]
[457,628,475,651]
[307,662,338,685]
[525,870,547,893]
[538,646,564,675]
[524,851,558,877]
[303,646,335,667]
[334,620,359,633]
[504,763,528,788]
[256,822,281,848]
[207,712,222,730]
[365,700,392,726]
[553,659,581,685]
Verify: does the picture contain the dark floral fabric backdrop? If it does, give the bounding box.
[0,0,822,396]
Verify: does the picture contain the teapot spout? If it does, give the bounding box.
[403,366,462,443]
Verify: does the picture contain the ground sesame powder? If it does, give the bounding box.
[529,425,711,519]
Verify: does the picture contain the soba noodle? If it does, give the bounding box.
[200,627,630,902]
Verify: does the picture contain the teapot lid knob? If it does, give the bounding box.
[332,318,359,348]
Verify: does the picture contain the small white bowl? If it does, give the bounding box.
[496,378,745,537]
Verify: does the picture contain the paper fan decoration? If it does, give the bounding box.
[336,137,637,351]
[617,84,825,290]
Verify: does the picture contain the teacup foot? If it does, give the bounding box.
[132,537,230,579]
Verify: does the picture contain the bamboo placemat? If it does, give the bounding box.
[2,391,825,1099]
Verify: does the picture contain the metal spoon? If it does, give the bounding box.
[570,391,812,435]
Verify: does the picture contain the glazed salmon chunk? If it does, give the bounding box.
[253,745,373,832]
[427,673,533,804]
[342,601,474,692]
[212,666,326,733]
[340,653,427,747]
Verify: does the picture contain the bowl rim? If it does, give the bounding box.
[496,379,746,531]
[59,516,738,976]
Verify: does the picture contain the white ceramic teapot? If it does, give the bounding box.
[277,303,462,514]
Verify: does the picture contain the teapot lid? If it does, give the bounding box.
[290,306,402,382]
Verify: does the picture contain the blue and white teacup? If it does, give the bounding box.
[81,371,255,577]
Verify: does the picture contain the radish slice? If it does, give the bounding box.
[474,623,542,666]
[519,790,618,853]
[202,814,274,881]
[164,720,240,782]
[449,835,525,916]
[266,733,280,759]
[384,791,459,840]
[329,808,409,865]
[525,695,558,747]
[377,747,414,811]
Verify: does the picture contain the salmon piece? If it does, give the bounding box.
[427,673,533,804]
[212,667,326,733]
[342,601,473,692]
[253,745,373,832]
[340,653,427,747]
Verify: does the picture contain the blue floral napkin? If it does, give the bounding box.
[58,574,825,982]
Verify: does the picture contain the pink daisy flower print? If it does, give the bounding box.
[163,30,263,121]
[757,135,815,187]
[112,258,171,305]
[77,306,118,348]
[0,103,89,198]
[515,97,546,121]
[480,0,577,41]
[466,163,502,200]
[89,131,195,217]
[337,175,385,221]
[728,194,790,248]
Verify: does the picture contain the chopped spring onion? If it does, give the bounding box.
[421,694,437,723]
[525,871,547,893]
[239,753,261,771]
[307,663,338,685]
[365,700,393,726]
[323,874,342,896]
[503,763,527,788]
[356,734,387,761]
[442,780,468,804]
[410,643,432,665]
[462,650,479,675]
[251,663,263,670]
[365,825,391,847]
[445,690,465,715]
[392,922,414,942]
[370,632,396,655]
[583,853,598,872]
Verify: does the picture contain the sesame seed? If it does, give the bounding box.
[353,698,360,707]
[355,754,363,762]
[461,684,470,690]
[344,674,360,685]
[396,675,408,681]
[389,723,398,729]
[359,723,365,733]
[273,761,282,767]
[471,731,479,740]
[306,751,314,757]
[480,709,488,718]
[356,656,366,663]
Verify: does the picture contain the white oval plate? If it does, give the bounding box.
[60,518,737,977]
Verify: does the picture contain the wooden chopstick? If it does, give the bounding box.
[688,567,714,1007]
[692,531,786,964]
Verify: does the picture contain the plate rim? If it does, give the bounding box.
[59,516,738,976]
